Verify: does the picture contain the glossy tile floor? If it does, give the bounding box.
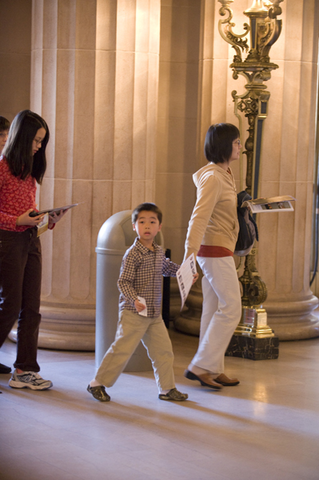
[0,330,319,480]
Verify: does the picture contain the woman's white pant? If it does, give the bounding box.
[190,256,241,375]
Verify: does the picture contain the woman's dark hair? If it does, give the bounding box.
[0,116,10,131]
[132,202,163,224]
[2,110,49,184]
[204,123,240,164]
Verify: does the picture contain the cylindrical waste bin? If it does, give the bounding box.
[95,210,164,372]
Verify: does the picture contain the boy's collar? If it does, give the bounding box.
[134,237,158,252]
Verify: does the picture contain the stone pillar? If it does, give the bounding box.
[257,0,319,340]
[156,0,204,263]
[14,0,161,350]
[0,0,32,120]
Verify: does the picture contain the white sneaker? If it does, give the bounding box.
[9,370,53,390]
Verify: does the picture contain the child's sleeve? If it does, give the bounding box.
[117,251,139,305]
[162,255,180,278]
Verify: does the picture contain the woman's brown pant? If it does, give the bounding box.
[0,227,42,372]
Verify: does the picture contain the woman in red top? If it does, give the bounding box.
[0,110,64,391]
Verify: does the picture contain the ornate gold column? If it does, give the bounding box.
[10,0,161,350]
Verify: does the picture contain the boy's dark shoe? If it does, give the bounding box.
[87,384,110,402]
[159,388,188,401]
[0,363,11,374]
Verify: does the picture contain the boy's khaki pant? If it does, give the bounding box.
[95,309,175,393]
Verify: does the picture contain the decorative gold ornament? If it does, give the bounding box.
[218,0,284,337]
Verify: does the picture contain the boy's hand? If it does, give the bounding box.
[135,298,146,313]
[192,273,199,284]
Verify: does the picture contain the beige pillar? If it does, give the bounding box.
[22,0,161,350]
[156,0,204,263]
[158,0,232,332]
[257,0,319,339]
[0,0,32,120]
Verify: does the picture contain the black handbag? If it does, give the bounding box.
[234,191,259,256]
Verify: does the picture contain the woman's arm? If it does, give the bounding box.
[184,175,221,261]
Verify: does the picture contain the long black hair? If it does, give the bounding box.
[0,116,10,131]
[204,123,240,164]
[2,110,49,184]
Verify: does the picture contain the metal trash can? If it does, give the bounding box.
[95,210,164,372]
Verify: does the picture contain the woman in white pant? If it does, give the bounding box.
[184,123,242,389]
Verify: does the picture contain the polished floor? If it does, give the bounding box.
[0,329,319,480]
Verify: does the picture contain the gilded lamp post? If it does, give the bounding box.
[218,0,283,341]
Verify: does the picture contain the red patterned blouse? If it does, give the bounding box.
[0,156,37,232]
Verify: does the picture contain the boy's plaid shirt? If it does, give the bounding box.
[118,237,180,318]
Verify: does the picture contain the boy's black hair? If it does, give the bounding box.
[0,116,10,132]
[132,202,163,224]
[204,123,240,164]
[2,110,49,184]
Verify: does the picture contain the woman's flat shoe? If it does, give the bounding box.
[184,370,222,389]
[214,373,240,386]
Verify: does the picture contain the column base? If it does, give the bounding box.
[226,333,279,360]
[8,304,96,351]
[174,312,201,336]
[265,295,319,340]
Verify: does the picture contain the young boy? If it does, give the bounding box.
[0,116,10,154]
[87,202,196,402]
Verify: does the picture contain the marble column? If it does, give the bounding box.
[8,0,161,350]
[257,0,319,339]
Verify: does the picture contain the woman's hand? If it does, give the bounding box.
[48,209,68,227]
[192,272,199,284]
[16,209,44,227]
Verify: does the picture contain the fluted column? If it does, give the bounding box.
[257,0,319,339]
[158,0,217,333]
[14,0,161,350]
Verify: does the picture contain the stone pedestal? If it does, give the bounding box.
[9,305,95,351]
[226,335,279,361]
[265,294,319,341]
